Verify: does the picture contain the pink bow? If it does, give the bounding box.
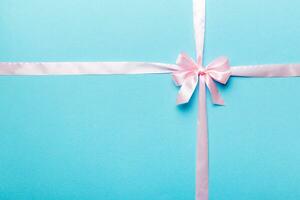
[173,53,231,105]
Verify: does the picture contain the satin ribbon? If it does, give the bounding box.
[0,62,177,75]
[1,0,300,200]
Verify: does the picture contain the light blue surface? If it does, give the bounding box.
[0,0,300,199]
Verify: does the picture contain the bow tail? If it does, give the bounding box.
[176,75,199,105]
[204,76,225,105]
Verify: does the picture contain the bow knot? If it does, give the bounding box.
[198,70,206,76]
[173,53,231,105]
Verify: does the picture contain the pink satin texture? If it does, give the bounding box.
[1,0,300,199]
[173,53,231,105]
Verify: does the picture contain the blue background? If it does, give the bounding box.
[1,0,300,199]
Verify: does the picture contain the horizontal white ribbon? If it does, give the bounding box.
[0,62,177,75]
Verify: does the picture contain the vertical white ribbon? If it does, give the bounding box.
[193,0,206,64]
[193,0,209,200]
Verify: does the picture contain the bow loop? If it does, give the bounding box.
[176,52,199,70]
[172,53,199,86]
[173,53,231,105]
[206,57,231,84]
